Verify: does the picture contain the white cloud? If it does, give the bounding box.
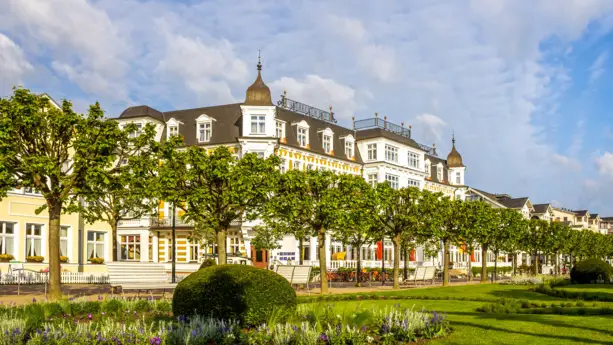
[0,33,33,94]
[415,114,447,143]
[551,154,581,171]
[269,75,359,121]
[596,152,613,179]
[589,50,609,83]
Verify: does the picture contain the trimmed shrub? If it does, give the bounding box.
[172,264,296,325]
[199,258,216,270]
[471,266,512,277]
[570,259,612,284]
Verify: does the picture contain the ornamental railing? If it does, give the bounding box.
[354,117,411,138]
[277,95,337,123]
[150,217,193,227]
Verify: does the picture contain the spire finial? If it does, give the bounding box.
[257,50,262,71]
[452,130,456,146]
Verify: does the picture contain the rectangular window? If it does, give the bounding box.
[198,123,212,142]
[253,151,265,158]
[384,145,398,163]
[323,135,332,153]
[0,222,15,256]
[129,123,143,138]
[297,128,308,147]
[280,159,286,174]
[455,172,460,184]
[368,173,378,187]
[367,144,377,160]
[408,152,419,168]
[250,115,266,134]
[189,240,199,262]
[229,236,240,254]
[407,179,420,187]
[425,164,430,176]
[294,161,301,170]
[87,231,105,260]
[345,141,353,158]
[275,121,284,138]
[120,235,141,261]
[385,174,399,190]
[169,126,178,137]
[437,167,443,181]
[60,226,69,258]
[303,245,311,261]
[25,224,42,257]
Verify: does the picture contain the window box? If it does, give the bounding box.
[60,256,69,263]
[0,254,14,262]
[89,257,105,264]
[329,150,334,156]
[26,255,44,263]
[306,144,310,149]
[280,138,287,144]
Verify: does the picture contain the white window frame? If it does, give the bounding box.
[437,166,443,181]
[384,145,399,163]
[198,122,212,142]
[168,125,178,137]
[60,226,69,258]
[25,223,42,257]
[87,231,105,260]
[253,151,266,158]
[275,120,285,139]
[0,222,15,256]
[297,127,308,147]
[280,159,286,174]
[367,173,378,187]
[367,144,377,160]
[425,162,430,176]
[120,234,141,261]
[323,135,332,153]
[385,173,400,190]
[345,140,354,158]
[455,171,461,184]
[188,239,200,262]
[408,152,419,168]
[128,122,143,138]
[294,161,302,170]
[250,115,266,134]
[408,179,420,187]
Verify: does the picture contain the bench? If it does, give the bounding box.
[403,266,436,285]
[107,263,176,298]
[275,265,312,295]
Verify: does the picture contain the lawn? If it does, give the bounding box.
[303,284,613,345]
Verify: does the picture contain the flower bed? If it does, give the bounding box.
[0,298,451,344]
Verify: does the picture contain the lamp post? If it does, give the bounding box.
[171,203,176,283]
[381,237,385,286]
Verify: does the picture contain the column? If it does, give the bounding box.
[152,233,159,262]
[140,230,149,263]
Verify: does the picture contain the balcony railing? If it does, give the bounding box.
[278,95,337,123]
[354,117,438,156]
[150,217,194,228]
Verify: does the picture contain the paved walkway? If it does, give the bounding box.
[298,279,486,295]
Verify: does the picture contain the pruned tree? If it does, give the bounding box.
[68,122,159,261]
[156,144,280,265]
[458,200,493,282]
[431,196,463,286]
[488,208,525,280]
[522,218,549,275]
[0,88,125,299]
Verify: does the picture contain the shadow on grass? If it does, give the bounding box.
[561,284,613,290]
[487,288,562,301]
[452,320,613,345]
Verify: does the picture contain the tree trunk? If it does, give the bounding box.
[48,200,63,300]
[443,240,450,286]
[493,250,499,282]
[480,245,488,283]
[534,251,539,276]
[217,229,227,265]
[355,246,362,287]
[392,233,401,290]
[318,228,328,294]
[554,252,559,276]
[512,253,517,276]
[403,246,409,281]
[111,221,118,262]
[298,238,304,265]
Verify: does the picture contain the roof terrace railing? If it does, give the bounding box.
[277,94,337,123]
[354,117,411,139]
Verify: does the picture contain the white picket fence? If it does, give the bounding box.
[0,271,109,285]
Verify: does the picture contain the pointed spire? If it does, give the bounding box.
[244,50,273,106]
[257,49,262,71]
[452,130,456,147]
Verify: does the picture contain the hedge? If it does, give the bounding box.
[172,264,296,325]
[471,266,512,276]
[570,259,612,284]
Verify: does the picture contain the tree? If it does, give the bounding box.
[251,225,282,269]
[458,200,493,282]
[68,122,159,261]
[431,196,463,286]
[330,175,378,287]
[489,208,525,281]
[544,222,569,275]
[156,144,280,265]
[522,219,549,275]
[0,89,125,299]
[373,184,426,290]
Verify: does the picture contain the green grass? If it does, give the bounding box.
[313,284,613,345]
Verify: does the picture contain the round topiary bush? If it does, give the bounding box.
[172,264,296,325]
[570,259,612,284]
[199,258,216,270]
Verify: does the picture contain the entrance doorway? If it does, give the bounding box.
[251,246,268,269]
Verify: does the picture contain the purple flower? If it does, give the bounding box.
[98,295,103,301]
[320,333,329,342]
[88,314,92,320]
[32,298,36,303]
[150,336,162,345]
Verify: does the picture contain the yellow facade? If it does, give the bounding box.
[0,190,112,273]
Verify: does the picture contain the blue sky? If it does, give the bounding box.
[1,0,613,213]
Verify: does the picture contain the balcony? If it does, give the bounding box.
[117,218,151,228]
[150,217,194,228]
[354,117,437,156]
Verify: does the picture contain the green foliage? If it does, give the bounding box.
[570,258,613,284]
[471,266,513,276]
[102,299,123,314]
[199,258,217,269]
[172,264,297,325]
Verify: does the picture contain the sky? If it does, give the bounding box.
[1,0,613,213]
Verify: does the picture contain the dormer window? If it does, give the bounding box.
[297,128,308,147]
[345,141,353,158]
[437,166,443,181]
[169,126,178,137]
[275,121,285,139]
[250,115,266,134]
[198,123,211,142]
[425,163,430,176]
[323,135,332,153]
[455,171,460,184]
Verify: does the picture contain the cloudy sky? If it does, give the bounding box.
[2,0,613,213]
